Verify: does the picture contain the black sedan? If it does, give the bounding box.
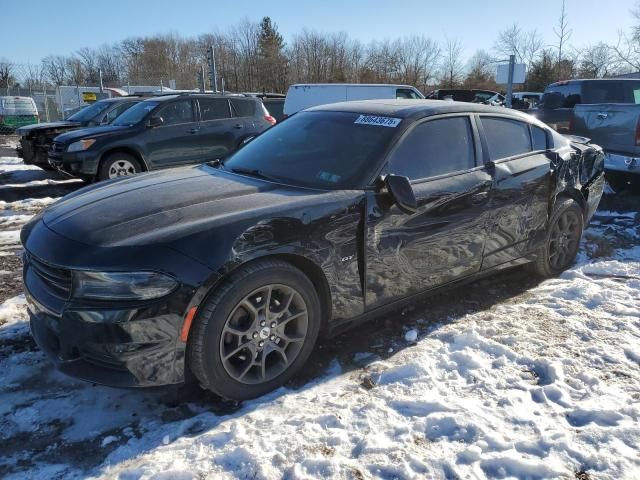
[21,100,605,400]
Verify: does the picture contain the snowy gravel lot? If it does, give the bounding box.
[0,136,639,479]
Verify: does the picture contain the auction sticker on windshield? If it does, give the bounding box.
[354,115,401,127]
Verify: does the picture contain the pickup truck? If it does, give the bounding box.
[571,103,640,191]
[534,79,640,133]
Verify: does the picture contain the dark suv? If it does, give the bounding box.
[48,93,276,181]
[16,97,140,170]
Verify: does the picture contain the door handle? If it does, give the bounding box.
[596,113,608,119]
[471,191,489,204]
[188,127,199,134]
[233,123,243,129]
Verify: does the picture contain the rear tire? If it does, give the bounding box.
[98,153,141,181]
[187,259,321,400]
[529,198,584,277]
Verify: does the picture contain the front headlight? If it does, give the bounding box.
[72,271,178,300]
[67,139,96,152]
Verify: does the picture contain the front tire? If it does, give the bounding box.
[187,259,321,400]
[530,198,584,277]
[98,153,141,181]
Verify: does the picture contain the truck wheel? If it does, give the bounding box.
[187,259,321,400]
[98,153,141,181]
[529,198,584,277]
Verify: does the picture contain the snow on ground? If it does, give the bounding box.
[0,137,18,149]
[0,150,638,479]
[0,210,637,479]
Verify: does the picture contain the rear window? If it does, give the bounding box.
[230,99,256,117]
[541,83,581,109]
[582,80,640,104]
[1,97,37,114]
[481,117,532,160]
[264,100,285,121]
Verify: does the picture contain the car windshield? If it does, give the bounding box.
[67,101,111,122]
[222,111,401,189]
[112,101,160,126]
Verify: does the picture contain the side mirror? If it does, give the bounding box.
[384,174,417,214]
[148,116,164,128]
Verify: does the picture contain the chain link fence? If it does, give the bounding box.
[0,63,204,134]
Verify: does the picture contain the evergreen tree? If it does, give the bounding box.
[257,17,287,93]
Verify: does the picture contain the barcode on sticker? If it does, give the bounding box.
[354,115,401,128]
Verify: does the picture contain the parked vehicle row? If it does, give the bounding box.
[47,93,275,181]
[21,99,605,400]
[16,97,141,170]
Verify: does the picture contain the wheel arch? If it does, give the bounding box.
[98,147,149,174]
[194,253,333,334]
[553,188,587,219]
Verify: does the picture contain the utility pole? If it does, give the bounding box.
[98,68,104,95]
[199,65,206,92]
[506,54,515,109]
[207,45,218,92]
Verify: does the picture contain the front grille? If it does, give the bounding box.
[50,142,64,154]
[26,253,72,301]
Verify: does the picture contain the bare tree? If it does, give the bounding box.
[577,43,617,78]
[0,59,13,88]
[494,24,543,71]
[440,38,464,88]
[41,55,68,85]
[553,0,573,80]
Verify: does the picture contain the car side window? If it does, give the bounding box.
[481,117,532,160]
[230,99,256,117]
[158,100,194,126]
[388,117,475,180]
[531,125,548,151]
[396,88,421,99]
[199,98,231,121]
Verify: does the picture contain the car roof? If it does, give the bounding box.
[289,83,417,88]
[306,99,534,120]
[140,93,253,103]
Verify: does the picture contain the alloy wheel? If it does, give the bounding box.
[219,284,309,384]
[548,209,581,270]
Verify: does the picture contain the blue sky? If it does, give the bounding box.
[4,0,637,64]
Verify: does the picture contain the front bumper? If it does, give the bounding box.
[21,220,215,388]
[26,290,187,387]
[604,152,640,175]
[48,147,100,176]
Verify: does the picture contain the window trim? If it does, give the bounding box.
[381,113,481,184]
[197,97,232,122]
[529,124,550,153]
[476,114,540,164]
[155,99,196,127]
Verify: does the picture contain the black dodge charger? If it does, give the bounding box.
[21,100,605,400]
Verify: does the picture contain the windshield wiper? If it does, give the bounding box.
[230,167,280,182]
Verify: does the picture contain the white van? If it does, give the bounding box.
[283,83,424,116]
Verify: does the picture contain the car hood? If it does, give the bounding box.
[16,121,80,134]
[40,165,344,248]
[53,125,129,144]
